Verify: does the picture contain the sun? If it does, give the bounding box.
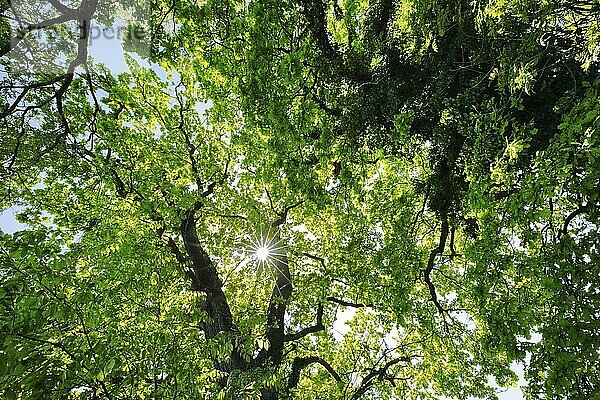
[248,228,286,267]
[255,245,271,261]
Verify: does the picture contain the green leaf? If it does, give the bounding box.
[104,359,115,375]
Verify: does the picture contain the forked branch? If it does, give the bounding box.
[349,356,411,400]
[284,303,324,342]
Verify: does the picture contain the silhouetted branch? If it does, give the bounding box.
[285,303,324,342]
[289,356,341,388]
[349,356,411,400]
[326,297,368,308]
[422,214,450,330]
[558,203,591,239]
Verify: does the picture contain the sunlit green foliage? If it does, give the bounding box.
[1,0,599,399]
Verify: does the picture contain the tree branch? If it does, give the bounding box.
[288,356,341,388]
[558,203,591,239]
[16,333,78,361]
[350,356,411,400]
[194,159,230,209]
[422,214,450,329]
[263,234,293,364]
[1,13,77,58]
[284,303,324,342]
[298,0,340,61]
[167,237,187,264]
[271,200,304,227]
[180,209,247,372]
[47,0,77,14]
[326,297,369,308]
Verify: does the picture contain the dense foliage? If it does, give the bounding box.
[1,0,599,399]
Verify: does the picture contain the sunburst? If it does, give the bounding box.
[247,226,288,270]
[255,244,271,261]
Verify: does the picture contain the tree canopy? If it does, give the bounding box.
[1,0,599,399]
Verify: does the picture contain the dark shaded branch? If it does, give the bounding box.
[265,189,304,227]
[298,0,340,61]
[422,214,450,326]
[109,166,126,197]
[167,237,187,264]
[0,75,67,120]
[47,0,77,14]
[216,214,248,220]
[558,203,591,239]
[263,236,292,364]
[271,200,304,227]
[449,224,457,258]
[180,209,247,372]
[265,188,277,214]
[350,356,411,400]
[288,356,341,388]
[326,297,368,308]
[366,0,394,41]
[282,200,305,219]
[2,0,98,139]
[1,13,77,57]
[195,159,230,208]
[181,210,225,301]
[311,93,341,117]
[284,303,324,342]
[300,252,352,288]
[15,331,110,397]
[255,195,305,367]
[301,252,329,272]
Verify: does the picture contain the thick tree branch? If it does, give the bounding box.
[256,197,305,366]
[298,0,340,61]
[265,189,304,227]
[288,356,341,388]
[194,159,230,209]
[1,13,77,57]
[422,214,450,328]
[2,0,98,140]
[301,252,326,265]
[367,0,394,41]
[47,0,77,14]
[0,75,67,120]
[180,209,247,372]
[263,234,293,364]
[167,237,187,264]
[271,200,304,227]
